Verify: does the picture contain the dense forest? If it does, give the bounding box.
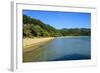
[23,14,91,38]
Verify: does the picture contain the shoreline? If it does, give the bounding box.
[55,36,90,38]
[23,36,90,52]
[23,37,54,52]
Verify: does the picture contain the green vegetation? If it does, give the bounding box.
[23,14,91,38]
[59,28,90,36]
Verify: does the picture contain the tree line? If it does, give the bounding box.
[23,14,90,38]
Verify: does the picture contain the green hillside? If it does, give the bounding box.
[23,14,90,38]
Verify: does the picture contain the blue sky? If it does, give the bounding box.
[23,10,91,29]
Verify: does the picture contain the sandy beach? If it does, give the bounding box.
[23,37,54,52]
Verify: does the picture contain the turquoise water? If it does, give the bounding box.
[24,36,91,62]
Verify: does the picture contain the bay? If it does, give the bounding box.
[23,36,91,62]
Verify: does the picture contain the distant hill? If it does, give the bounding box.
[23,14,91,38]
[59,28,90,36]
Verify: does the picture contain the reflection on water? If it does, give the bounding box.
[23,36,91,62]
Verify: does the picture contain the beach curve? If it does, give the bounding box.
[23,37,54,52]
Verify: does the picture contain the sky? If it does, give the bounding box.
[23,10,91,29]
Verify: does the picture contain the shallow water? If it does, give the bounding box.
[23,36,91,62]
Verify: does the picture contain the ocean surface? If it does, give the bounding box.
[23,36,91,62]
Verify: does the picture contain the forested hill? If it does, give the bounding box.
[23,14,91,38]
